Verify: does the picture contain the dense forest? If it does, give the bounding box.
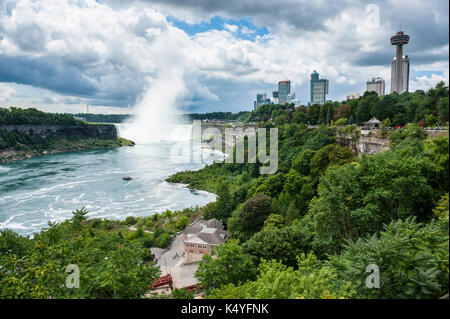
[169,123,449,299]
[0,107,84,125]
[167,83,449,299]
[0,82,448,298]
[0,207,203,298]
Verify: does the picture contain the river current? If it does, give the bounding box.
[0,124,222,236]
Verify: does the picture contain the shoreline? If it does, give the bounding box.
[0,137,135,164]
[0,140,218,237]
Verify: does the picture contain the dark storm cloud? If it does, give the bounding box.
[0,54,99,96]
[112,0,346,32]
[0,54,146,106]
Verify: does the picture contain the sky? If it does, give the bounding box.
[0,0,448,114]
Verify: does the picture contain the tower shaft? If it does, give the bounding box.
[395,44,403,94]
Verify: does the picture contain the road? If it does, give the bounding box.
[150,232,200,289]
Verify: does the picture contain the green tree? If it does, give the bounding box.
[330,217,449,298]
[0,220,159,298]
[437,96,449,124]
[425,114,438,127]
[242,223,311,267]
[228,193,273,240]
[215,182,233,220]
[195,240,257,291]
[356,94,378,124]
[170,288,194,299]
[207,255,356,299]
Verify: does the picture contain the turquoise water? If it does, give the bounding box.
[0,129,222,236]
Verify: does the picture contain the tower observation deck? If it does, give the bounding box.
[390,31,410,93]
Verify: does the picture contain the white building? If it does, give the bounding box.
[366,77,385,96]
[391,55,410,94]
[346,93,361,101]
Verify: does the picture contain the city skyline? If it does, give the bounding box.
[0,0,448,114]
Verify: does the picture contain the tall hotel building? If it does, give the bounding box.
[310,71,328,105]
[366,77,385,96]
[278,81,291,104]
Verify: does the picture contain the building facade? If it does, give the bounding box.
[310,71,329,105]
[346,93,361,101]
[254,93,271,110]
[278,81,291,104]
[391,55,410,94]
[366,77,385,96]
[183,218,230,264]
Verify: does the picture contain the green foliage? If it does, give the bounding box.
[215,182,233,221]
[0,107,83,125]
[309,143,438,254]
[228,193,272,240]
[262,214,285,229]
[0,108,133,162]
[425,114,438,127]
[72,208,89,230]
[195,240,257,291]
[330,217,449,298]
[334,117,348,126]
[207,255,356,299]
[170,288,194,299]
[309,143,354,176]
[242,222,311,267]
[0,213,159,298]
[437,96,449,124]
[389,124,427,150]
[125,216,137,226]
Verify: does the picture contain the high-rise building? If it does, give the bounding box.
[278,81,291,104]
[366,77,385,96]
[310,71,328,105]
[254,93,271,110]
[390,31,410,94]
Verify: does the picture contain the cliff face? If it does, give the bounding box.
[336,134,390,156]
[0,123,131,163]
[0,124,118,140]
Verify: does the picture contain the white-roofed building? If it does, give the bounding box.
[182,218,229,264]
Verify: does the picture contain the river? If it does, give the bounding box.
[0,124,222,236]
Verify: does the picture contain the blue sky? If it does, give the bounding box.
[0,0,448,114]
[167,15,269,41]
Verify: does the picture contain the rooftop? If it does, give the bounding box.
[183,218,229,245]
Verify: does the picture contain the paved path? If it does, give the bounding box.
[150,232,200,289]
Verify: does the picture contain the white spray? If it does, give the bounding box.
[119,30,189,144]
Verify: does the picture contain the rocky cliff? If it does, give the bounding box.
[0,123,133,163]
[336,133,390,156]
